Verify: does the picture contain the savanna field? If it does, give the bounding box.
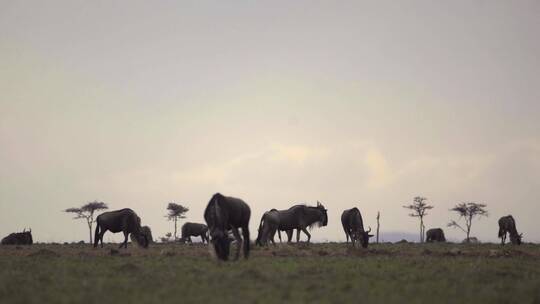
[1,242,539,304]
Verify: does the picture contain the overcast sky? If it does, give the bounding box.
[1,1,539,243]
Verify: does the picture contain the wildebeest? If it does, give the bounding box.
[341,208,373,248]
[1,229,33,245]
[181,222,209,243]
[204,193,251,261]
[94,208,149,249]
[498,215,522,245]
[130,225,153,245]
[425,228,446,242]
[256,209,280,246]
[276,202,328,243]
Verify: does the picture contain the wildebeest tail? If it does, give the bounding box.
[94,221,100,247]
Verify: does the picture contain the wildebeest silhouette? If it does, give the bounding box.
[181,222,209,243]
[130,225,153,245]
[426,228,446,242]
[256,209,280,246]
[204,193,251,261]
[1,229,33,245]
[275,202,328,243]
[498,215,522,245]
[341,208,373,248]
[94,208,148,249]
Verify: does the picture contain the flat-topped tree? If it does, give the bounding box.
[403,196,433,243]
[448,202,488,243]
[166,202,189,241]
[64,201,108,243]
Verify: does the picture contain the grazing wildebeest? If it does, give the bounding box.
[130,225,154,245]
[498,215,522,245]
[426,228,446,242]
[181,222,209,243]
[204,193,251,261]
[94,208,148,249]
[1,229,33,245]
[341,208,373,248]
[256,209,280,246]
[276,202,328,243]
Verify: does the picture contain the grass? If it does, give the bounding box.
[0,242,539,304]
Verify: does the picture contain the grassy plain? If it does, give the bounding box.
[0,242,539,304]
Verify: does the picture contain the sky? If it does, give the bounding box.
[1,1,539,244]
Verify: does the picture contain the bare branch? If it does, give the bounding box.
[447,220,467,233]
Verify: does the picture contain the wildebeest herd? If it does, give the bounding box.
[1,193,525,261]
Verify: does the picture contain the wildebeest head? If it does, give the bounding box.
[131,231,149,248]
[139,233,149,248]
[317,201,328,226]
[21,228,33,244]
[511,233,523,245]
[353,227,374,248]
[210,229,231,260]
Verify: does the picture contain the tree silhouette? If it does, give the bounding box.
[376,211,380,244]
[403,196,433,243]
[64,201,108,243]
[166,202,189,241]
[448,202,488,243]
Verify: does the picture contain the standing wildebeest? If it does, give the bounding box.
[181,222,209,243]
[94,208,148,249]
[498,215,522,245]
[341,208,373,248]
[1,229,33,245]
[204,193,251,261]
[426,228,446,242]
[276,202,328,243]
[256,209,280,246]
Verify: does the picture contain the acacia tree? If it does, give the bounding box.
[403,196,433,243]
[64,201,108,243]
[448,202,488,243]
[166,202,189,241]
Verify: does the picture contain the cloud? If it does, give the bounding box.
[364,148,393,189]
[271,144,328,165]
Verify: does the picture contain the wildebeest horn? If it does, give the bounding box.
[366,226,372,233]
[23,228,26,232]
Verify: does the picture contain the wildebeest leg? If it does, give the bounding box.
[99,230,106,248]
[270,228,276,246]
[301,227,311,243]
[120,231,129,249]
[242,226,250,259]
[501,232,506,245]
[286,230,293,243]
[278,230,282,243]
[296,229,301,242]
[231,228,242,260]
[343,227,349,244]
